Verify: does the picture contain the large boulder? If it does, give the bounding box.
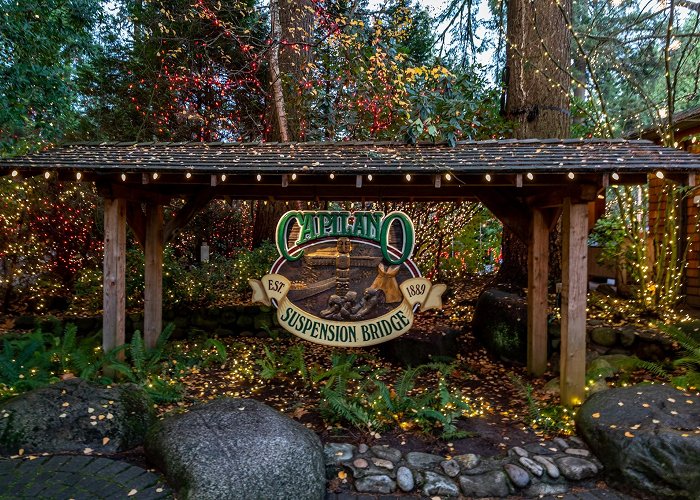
[576,385,700,499]
[0,378,154,455]
[145,398,326,500]
[471,288,528,363]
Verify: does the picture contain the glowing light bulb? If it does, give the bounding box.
[485,174,492,182]
[256,174,262,181]
[330,173,335,179]
[406,174,412,181]
[445,173,452,181]
[11,170,18,177]
[567,172,575,180]
[612,172,620,181]
[152,173,159,180]
[221,174,227,182]
[526,172,534,180]
[656,171,664,179]
[186,172,192,179]
[367,174,373,181]
[44,171,50,179]
[121,173,126,181]
[76,172,82,180]
[291,173,297,180]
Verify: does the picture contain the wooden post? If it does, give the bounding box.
[560,198,588,406]
[103,197,126,355]
[527,208,549,376]
[144,203,164,349]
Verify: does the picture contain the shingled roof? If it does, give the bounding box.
[2,138,700,175]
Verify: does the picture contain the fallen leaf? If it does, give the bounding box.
[102,437,110,446]
[668,398,676,403]
[59,413,67,418]
[630,424,640,430]
[617,402,624,407]
[642,403,650,408]
[62,402,70,407]
[88,408,95,414]
[292,407,309,419]
[624,432,635,438]
[18,449,24,456]
[652,419,660,424]
[592,412,600,419]
[83,448,93,454]
[98,415,105,421]
[127,489,138,496]
[338,471,347,479]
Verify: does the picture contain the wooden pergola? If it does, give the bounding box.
[2,138,699,406]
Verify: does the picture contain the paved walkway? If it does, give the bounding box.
[0,455,172,499]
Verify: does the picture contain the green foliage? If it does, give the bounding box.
[510,374,575,435]
[659,324,700,390]
[257,344,308,382]
[318,359,472,439]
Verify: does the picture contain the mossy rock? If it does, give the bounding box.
[471,288,527,363]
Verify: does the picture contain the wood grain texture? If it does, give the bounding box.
[144,203,164,349]
[527,208,549,376]
[560,198,589,406]
[103,197,126,356]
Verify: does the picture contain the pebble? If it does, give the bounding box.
[406,451,444,469]
[396,466,415,492]
[518,456,544,477]
[532,455,560,479]
[553,437,569,450]
[422,471,460,497]
[569,436,586,447]
[511,446,529,458]
[371,457,394,470]
[440,459,460,478]
[353,458,368,469]
[459,471,510,497]
[565,448,591,457]
[504,463,531,488]
[453,453,480,470]
[371,445,402,463]
[556,456,598,481]
[324,443,355,463]
[358,443,369,454]
[355,474,396,494]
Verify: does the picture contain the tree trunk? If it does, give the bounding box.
[253,0,314,246]
[495,0,572,288]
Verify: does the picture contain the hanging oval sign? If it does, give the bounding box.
[250,211,446,347]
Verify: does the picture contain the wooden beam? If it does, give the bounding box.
[478,192,531,243]
[560,197,588,406]
[164,189,215,244]
[527,208,549,376]
[126,201,146,248]
[103,197,126,357]
[144,203,164,349]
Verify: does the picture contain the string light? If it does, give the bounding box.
[445,173,452,181]
[186,172,192,179]
[405,173,411,181]
[330,173,335,179]
[367,174,373,181]
[152,173,159,180]
[44,172,50,179]
[526,172,534,181]
[221,174,227,182]
[485,174,492,182]
[291,173,297,181]
[256,174,262,181]
[612,172,620,181]
[11,170,18,177]
[121,173,127,182]
[655,171,664,179]
[567,172,575,180]
[76,172,82,180]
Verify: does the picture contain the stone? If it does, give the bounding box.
[405,451,444,469]
[324,443,355,463]
[0,378,153,455]
[576,385,700,499]
[471,288,527,363]
[421,471,460,497]
[553,437,569,450]
[591,326,618,347]
[524,442,555,455]
[518,456,544,477]
[370,445,401,463]
[587,357,616,379]
[453,453,480,470]
[588,378,610,395]
[358,443,369,454]
[371,457,394,470]
[565,447,591,457]
[144,398,325,500]
[396,466,415,492]
[459,470,510,497]
[532,455,560,479]
[353,458,369,469]
[355,475,395,494]
[569,436,586,447]
[523,480,569,497]
[440,459,460,477]
[555,456,598,481]
[503,463,530,488]
[619,327,637,347]
[510,446,529,458]
[543,378,560,395]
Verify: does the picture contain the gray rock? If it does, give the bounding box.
[532,455,560,479]
[370,445,401,463]
[510,446,529,458]
[355,475,395,494]
[555,456,598,481]
[324,443,355,463]
[518,456,544,477]
[569,436,586,447]
[459,471,510,497]
[503,463,530,488]
[396,466,415,492]
[371,457,394,470]
[553,437,569,450]
[353,458,369,469]
[358,443,368,453]
[453,453,480,470]
[576,385,700,499]
[565,447,591,457]
[422,471,460,497]
[619,327,637,347]
[0,378,153,455]
[523,480,569,496]
[588,378,609,395]
[591,326,618,347]
[144,398,325,500]
[524,442,555,455]
[406,451,444,469]
[441,459,460,477]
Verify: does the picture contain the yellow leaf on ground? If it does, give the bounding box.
[624,432,635,438]
[592,412,600,419]
[102,437,110,446]
[338,471,347,479]
[127,489,138,496]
